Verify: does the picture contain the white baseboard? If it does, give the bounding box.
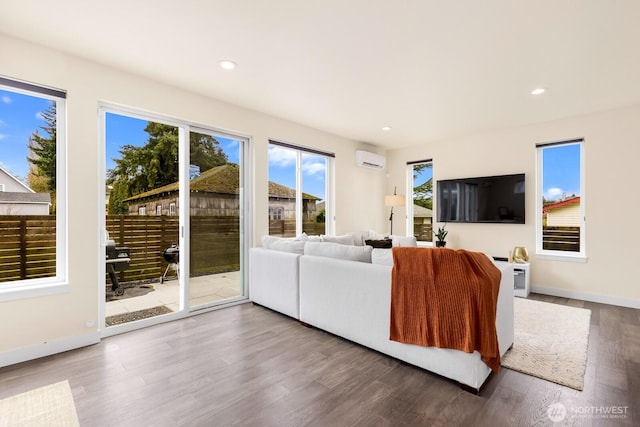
[531,285,640,309]
[0,332,100,368]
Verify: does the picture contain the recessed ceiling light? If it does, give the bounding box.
[219,60,237,71]
[531,88,545,95]
[382,126,392,131]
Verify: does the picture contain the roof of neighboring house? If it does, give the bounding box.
[413,204,433,218]
[268,181,319,201]
[125,163,320,202]
[543,196,580,212]
[0,191,51,204]
[0,165,35,193]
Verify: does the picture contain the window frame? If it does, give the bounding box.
[406,159,434,246]
[535,139,586,262]
[267,140,334,237]
[0,77,68,302]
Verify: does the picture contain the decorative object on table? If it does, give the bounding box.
[512,246,529,263]
[434,223,448,247]
[501,298,591,390]
[384,186,406,235]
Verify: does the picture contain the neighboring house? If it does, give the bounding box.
[0,165,51,215]
[543,196,581,227]
[413,204,433,240]
[124,163,321,218]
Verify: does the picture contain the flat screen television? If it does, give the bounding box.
[437,173,525,224]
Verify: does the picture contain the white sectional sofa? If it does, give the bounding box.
[249,238,514,391]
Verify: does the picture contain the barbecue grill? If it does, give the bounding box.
[105,232,131,294]
[160,244,179,284]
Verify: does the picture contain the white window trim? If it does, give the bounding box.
[535,139,586,261]
[0,80,68,301]
[268,141,334,236]
[406,160,434,246]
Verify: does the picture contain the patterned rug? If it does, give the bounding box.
[501,298,591,390]
[0,380,79,426]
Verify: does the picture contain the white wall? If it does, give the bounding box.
[0,34,386,360]
[386,106,640,308]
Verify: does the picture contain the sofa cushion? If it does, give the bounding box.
[296,232,322,242]
[391,235,418,247]
[261,235,306,254]
[347,229,384,246]
[320,234,356,246]
[371,248,393,266]
[304,241,372,263]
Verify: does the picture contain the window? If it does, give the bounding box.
[0,184,5,191]
[138,206,146,215]
[156,205,162,216]
[0,77,67,300]
[536,139,585,259]
[406,160,433,242]
[269,206,284,220]
[268,140,333,237]
[169,202,176,216]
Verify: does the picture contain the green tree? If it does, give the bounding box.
[106,123,228,201]
[27,102,57,191]
[413,163,433,210]
[108,180,130,215]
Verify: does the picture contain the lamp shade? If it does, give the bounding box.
[384,194,406,207]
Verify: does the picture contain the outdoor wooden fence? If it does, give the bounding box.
[413,223,433,242]
[0,215,56,282]
[543,226,580,252]
[107,215,240,284]
[269,220,325,237]
[0,215,240,285]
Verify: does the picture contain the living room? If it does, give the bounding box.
[1,1,639,425]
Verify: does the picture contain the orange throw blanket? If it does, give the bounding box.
[389,247,502,372]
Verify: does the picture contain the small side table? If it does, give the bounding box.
[513,262,530,298]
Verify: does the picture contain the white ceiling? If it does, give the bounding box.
[2,1,639,149]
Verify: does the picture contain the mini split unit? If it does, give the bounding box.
[355,150,386,169]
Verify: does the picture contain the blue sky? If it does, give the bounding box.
[0,89,50,181]
[268,146,327,201]
[542,144,581,201]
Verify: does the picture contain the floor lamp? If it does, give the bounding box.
[384,187,405,235]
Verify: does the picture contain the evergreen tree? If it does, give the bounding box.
[27,102,57,191]
[413,163,433,210]
[106,123,228,202]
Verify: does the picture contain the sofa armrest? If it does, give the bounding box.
[494,261,515,356]
[249,247,300,319]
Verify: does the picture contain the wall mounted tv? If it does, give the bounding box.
[437,173,525,224]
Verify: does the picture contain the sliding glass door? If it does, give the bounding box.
[102,107,248,330]
[188,129,246,309]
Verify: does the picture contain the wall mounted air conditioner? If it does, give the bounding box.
[355,150,386,169]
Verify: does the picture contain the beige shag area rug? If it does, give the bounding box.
[0,380,79,427]
[501,298,591,391]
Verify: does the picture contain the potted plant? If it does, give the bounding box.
[434,224,448,247]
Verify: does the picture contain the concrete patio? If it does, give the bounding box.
[105,271,242,321]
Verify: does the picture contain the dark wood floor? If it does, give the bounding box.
[1,294,638,426]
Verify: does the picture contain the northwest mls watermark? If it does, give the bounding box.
[547,402,629,422]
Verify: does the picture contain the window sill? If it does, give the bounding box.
[0,281,70,302]
[535,253,588,263]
